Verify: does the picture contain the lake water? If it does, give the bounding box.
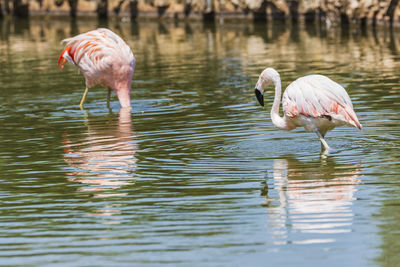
[1,18,400,266]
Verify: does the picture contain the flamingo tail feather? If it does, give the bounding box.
[58,46,75,70]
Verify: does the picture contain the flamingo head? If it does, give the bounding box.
[254,67,280,107]
[112,65,134,108]
[114,80,132,108]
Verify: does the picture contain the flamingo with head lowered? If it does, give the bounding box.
[58,28,135,109]
[254,67,362,151]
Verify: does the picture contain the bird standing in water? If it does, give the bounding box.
[58,28,135,109]
[254,68,362,151]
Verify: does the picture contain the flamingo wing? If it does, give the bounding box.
[282,75,362,129]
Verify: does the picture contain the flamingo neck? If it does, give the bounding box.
[116,88,131,108]
[270,78,290,130]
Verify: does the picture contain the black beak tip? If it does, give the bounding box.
[254,89,264,107]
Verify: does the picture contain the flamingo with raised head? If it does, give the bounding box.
[254,68,362,151]
[58,28,135,108]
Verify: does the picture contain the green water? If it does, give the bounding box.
[1,18,400,266]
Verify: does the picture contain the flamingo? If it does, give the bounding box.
[254,68,362,151]
[58,28,135,108]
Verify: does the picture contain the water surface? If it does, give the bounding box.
[0,19,400,266]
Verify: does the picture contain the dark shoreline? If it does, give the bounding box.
[10,10,399,30]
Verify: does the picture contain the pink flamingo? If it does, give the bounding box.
[254,68,362,151]
[58,28,135,108]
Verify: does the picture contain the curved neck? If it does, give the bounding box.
[270,78,289,130]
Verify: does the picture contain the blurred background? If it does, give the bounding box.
[1,0,400,28]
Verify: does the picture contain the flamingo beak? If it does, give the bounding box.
[255,88,264,107]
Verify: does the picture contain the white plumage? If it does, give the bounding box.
[254,67,362,151]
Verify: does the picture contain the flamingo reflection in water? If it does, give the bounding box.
[262,157,362,245]
[63,108,137,198]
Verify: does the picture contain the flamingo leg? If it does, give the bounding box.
[80,87,89,108]
[107,88,111,108]
[316,130,330,151]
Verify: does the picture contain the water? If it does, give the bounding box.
[1,18,400,266]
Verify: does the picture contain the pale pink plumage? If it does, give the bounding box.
[58,28,135,108]
[254,67,362,151]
